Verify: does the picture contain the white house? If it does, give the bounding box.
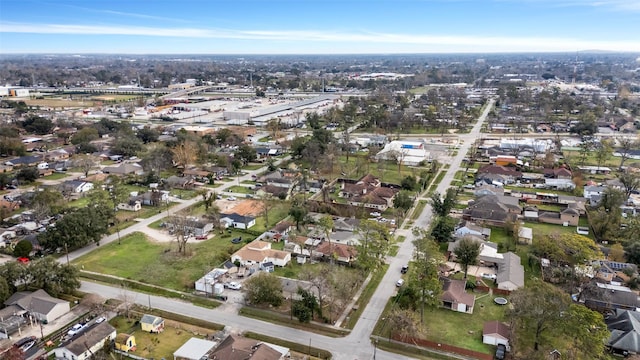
[454,221,491,239]
[220,213,256,229]
[173,338,217,360]
[61,180,94,194]
[54,322,116,360]
[376,140,431,166]
[117,200,142,212]
[231,240,291,267]
[583,185,607,201]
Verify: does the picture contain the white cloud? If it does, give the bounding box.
[1,22,638,53]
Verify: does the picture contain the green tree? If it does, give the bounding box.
[400,175,417,191]
[112,135,144,157]
[355,219,390,271]
[16,167,39,183]
[136,127,159,144]
[532,233,601,266]
[244,272,283,307]
[71,127,99,145]
[411,229,444,321]
[430,216,456,243]
[619,172,640,199]
[393,190,414,215]
[595,139,613,169]
[234,144,257,165]
[562,304,609,359]
[453,237,481,279]
[430,188,457,217]
[289,205,308,230]
[28,257,81,297]
[21,115,55,135]
[13,240,32,258]
[508,280,571,351]
[0,277,10,303]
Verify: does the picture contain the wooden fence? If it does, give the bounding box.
[393,335,494,360]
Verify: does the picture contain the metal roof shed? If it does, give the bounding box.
[173,338,217,360]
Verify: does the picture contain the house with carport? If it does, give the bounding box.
[483,321,511,351]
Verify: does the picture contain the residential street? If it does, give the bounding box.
[74,100,494,359]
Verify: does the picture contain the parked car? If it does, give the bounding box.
[17,257,29,264]
[401,265,409,274]
[396,279,405,287]
[495,344,506,359]
[228,196,237,201]
[14,336,36,352]
[196,235,208,240]
[67,323,85,336]
[370,211,381,217]
[226,282,242,290]
[481,273,497,280]
[95,317,106,324]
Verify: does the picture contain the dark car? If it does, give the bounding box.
[495,344,506,360]
[401,265,408,274]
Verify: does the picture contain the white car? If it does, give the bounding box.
[396,279,405,287]
[226,282,242,290]
[370,212,381,217]
[228,196,237,201]
[67,323,84,336]
[480,273,497,280]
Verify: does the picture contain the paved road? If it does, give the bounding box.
[74,100,495,359]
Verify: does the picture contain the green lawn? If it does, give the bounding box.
[252,202,290,232]
[74,231,252,291]
[411,200,428,221]
[42,172,70,180]
[228,185,254,194]
[109,316,206,360]
[419,295,507,354]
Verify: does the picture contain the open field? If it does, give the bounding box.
[226,199,265,216]
[74,231,251,291]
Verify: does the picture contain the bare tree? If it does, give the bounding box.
[616,137,638,170]
[171,141,198,170]
[168,215,192,254]
[73,154,99,177]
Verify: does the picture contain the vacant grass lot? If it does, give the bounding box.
[74,231,251,291]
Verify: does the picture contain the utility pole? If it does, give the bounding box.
[65,243,69,265]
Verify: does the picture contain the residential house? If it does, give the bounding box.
[594,261,638,285]
[606,309,640,356]
[117,200,141,212]
[220,213,256,229]
[269,221,294,238]
[209,334,290,360]
[60,180,94,194]
[44,149,70,162]
[482,321,511,351]
[140,314,164,333]
[165,175,195,189]
[462,195,520,226]
[477,165,522,184]
[207,166,228,178]
[103,162,144,176]
[173,338,217,360]
[544,178,576,191]
[132,190,169,206]
[256,185,291,199]
[166,219,214,236]
[496,252,525,291]
[338,174,399,211]
[231,240,291,267]
[538,207,580,226]
[543,167,572,179]
[313,241,357,265]
[54,322,117,360]
[474,184,504,197]
[441,277,475,314]
[583,283,639,312]
[3,289,70,323]
[115,333,137,352]
[4,155,42,167]
[454,221,492,239]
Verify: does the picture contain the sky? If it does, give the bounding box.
[1,0,639,54]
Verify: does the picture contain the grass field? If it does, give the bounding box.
[419,295,506,354]
[228,185,254,194]
[74,231,251,291]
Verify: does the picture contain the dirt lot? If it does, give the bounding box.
[217,199,264,216]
